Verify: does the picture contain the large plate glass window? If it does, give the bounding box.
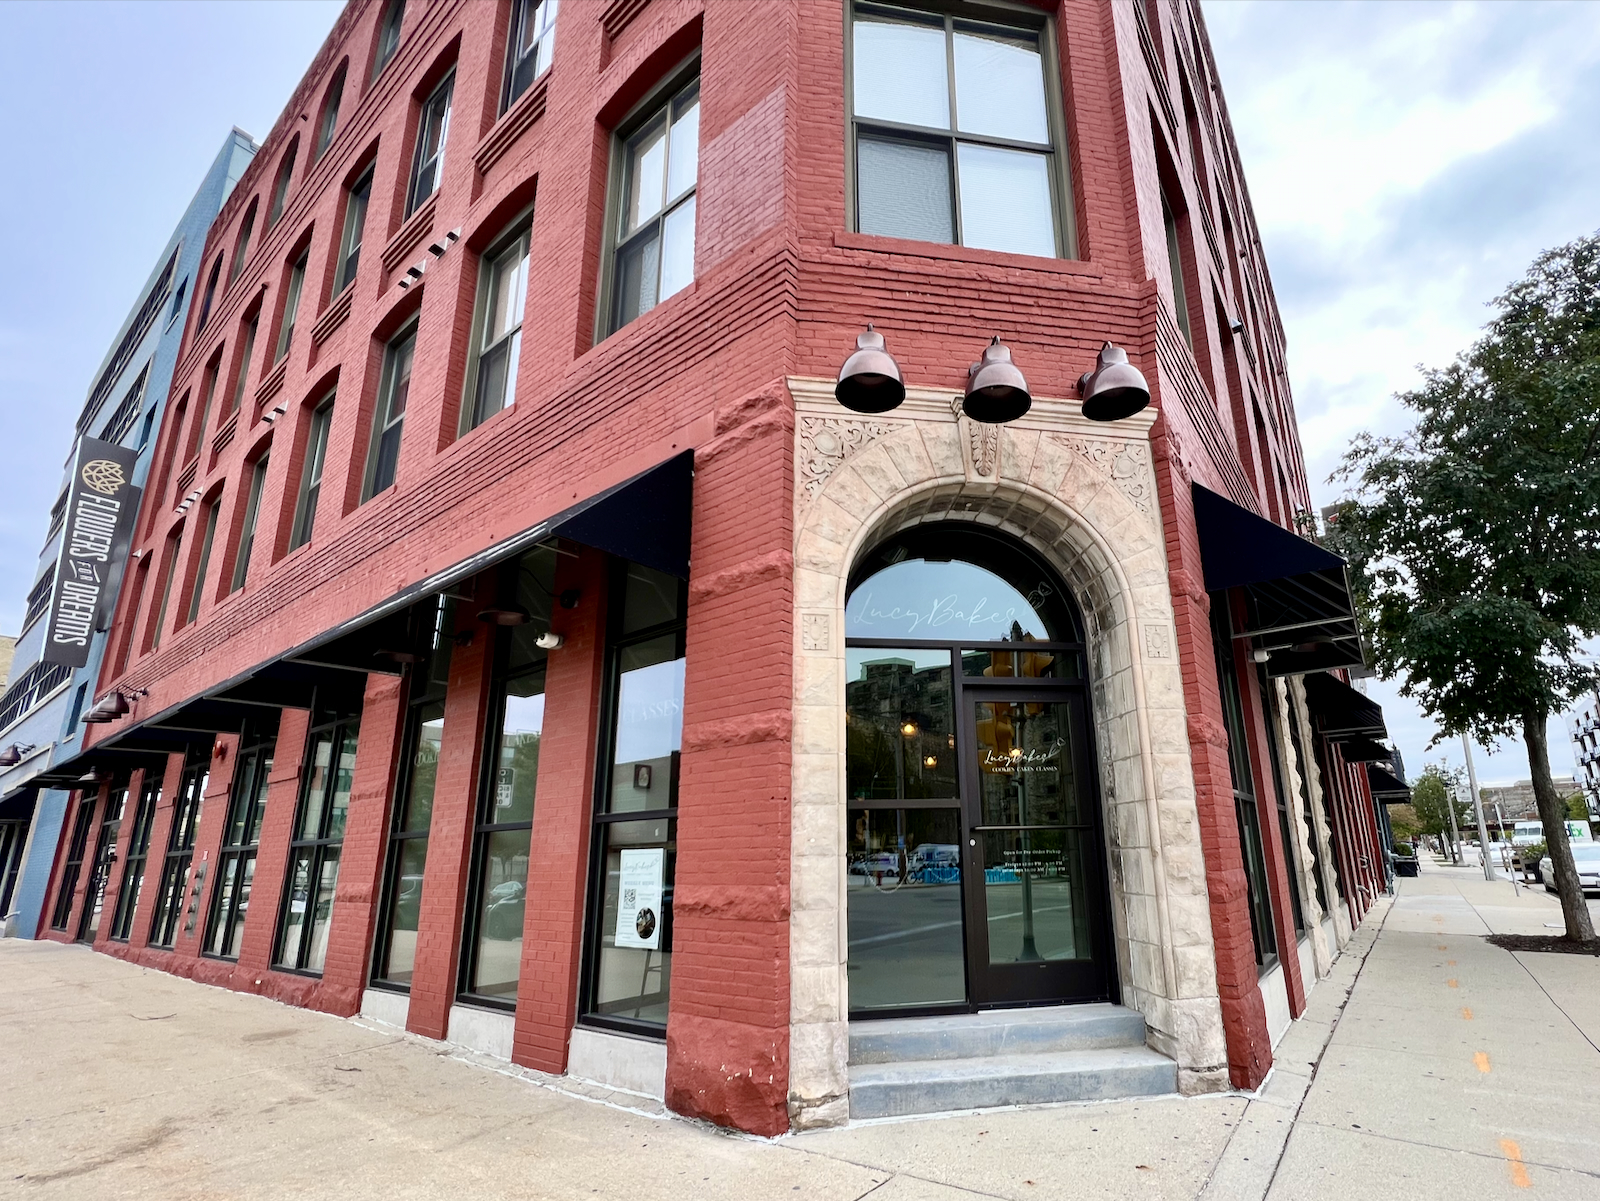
[204,725,275,960]
[608,74,699,334]
[460,547,558,1006]
[463,224,530,433]
[110,775,162,941]
[503,0,558,111]
[50,793,98,931]
[850,4,1067,258]
[581,561,686,1033]
[365,325,416,499]
[406,71,454,217]
[373,597,455,988]
[77,781,128,943]
[276,711,358,973]
[149,752,209,948]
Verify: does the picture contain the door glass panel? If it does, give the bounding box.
[972,700,1080,825]
[847,807,965,1011]
[961,647,1079,680]
[847,648,957,801]
[981,827,1090,963]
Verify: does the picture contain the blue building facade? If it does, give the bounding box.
[0,131,257,938]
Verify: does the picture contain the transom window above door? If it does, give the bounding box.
[849,3,1070,259]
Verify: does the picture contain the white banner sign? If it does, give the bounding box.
[615,848,664,950]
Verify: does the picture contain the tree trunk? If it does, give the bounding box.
[1524,711,1596,942]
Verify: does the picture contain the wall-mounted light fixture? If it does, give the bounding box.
[478,604,531,626]
[1077,342,1151,422]
[963,337,1031,424]
[82,692,131,724]
[835,324,906,414]
[535,631,564,650]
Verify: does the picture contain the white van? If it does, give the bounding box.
[1512,819,1593,845]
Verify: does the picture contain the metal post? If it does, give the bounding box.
[1462,734,1493,881]
[1446,778,1463,864]
[1493,801,1520,896]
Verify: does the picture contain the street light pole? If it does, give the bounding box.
[1446,777,1463,864]
[1462,733,1493,881]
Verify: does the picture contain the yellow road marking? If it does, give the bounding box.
[1474,1052,1491,1073]
[1462,1007,1473,1020]
[1447,979,1459,988]
[1500,1139,1531,1188]
[1447,959,1457,966]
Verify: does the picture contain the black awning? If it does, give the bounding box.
[0,787,37,820]
[1302,671,1388,741]
[1367,763,1410,800]
[1191,483,1365,677]
[1338,737,1394,763]
[30,742,173,791]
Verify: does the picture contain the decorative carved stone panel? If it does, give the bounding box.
[797,416,892,503]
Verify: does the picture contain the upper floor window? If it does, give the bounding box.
[277,253,308,362]
[462,225,530,433]
[269,139,299,228]
[608,74,699,335]
[503,0,558,112]
[230,313,259,413]
[1161,186,1193,346]
[232,454,269,592]
[230,201,258,284]
[406,71,454,217]
[316,65,346,159]
[336,166,374,295]
[850,4,1066,258]
[373,0,406,80]
[290,394,334,551]
[365,325,416,499]
[185,496,221,625]
[196,256,222,332]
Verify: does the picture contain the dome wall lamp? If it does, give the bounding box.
[835,324,906,414]
[1077,341,1151,422]
[82,692,131,724]
[962,337,1032,424]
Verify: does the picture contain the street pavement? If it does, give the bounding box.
[1,858,1594,1200]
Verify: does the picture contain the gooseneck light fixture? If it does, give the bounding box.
[834,324,906,414]
[1077,341,1151,422]
[962,337,1032,424]
[82,692,132,724]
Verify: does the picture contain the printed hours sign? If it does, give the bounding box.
[42,437,141,668]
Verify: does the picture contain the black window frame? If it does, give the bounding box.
[363,322,417,500]
[577,559,689,1038]
[51,792,98,931]
[502,0,559,113]
[373,0,406,81]
[110,774,162,942]
[202,725,276,961]
[335,166,374,296]
[149,752,209,949]
[845,0,1075,258]
[274,708,360,975]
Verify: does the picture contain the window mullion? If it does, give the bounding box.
[943,16,963,247]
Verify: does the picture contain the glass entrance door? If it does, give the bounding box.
[78,786,126,944]
[961,689,1111,1006]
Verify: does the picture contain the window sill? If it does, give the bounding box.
[311,286,354,346]
[381,194,438,274]
[255,359,287,409]
[832,230,1104,278]
[474,73,550,176]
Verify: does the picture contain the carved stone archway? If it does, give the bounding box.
[786,379,1229,1128]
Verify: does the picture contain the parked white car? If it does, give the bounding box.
[1540,842,1600,894]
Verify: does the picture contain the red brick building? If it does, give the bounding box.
[40,0,1393,1134]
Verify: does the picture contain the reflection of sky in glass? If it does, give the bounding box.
[847,560,1048,640]
[503,691,545,737]
[848,646,950,681]
[616,657,685,762]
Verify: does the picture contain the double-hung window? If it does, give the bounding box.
[336,167,374,295]
[277,254,307,362]
[269,140,298,227]
[608,75,699,334]
[204,728,273,960]
[230,203,258,284]
[110,776,162,941]
[316,66,345,159]
[184,497,220,625]
[503,0,558,111]
[150,528,181,651]
[231,314,258,412]
[290,394,334,550]
[373,597,454,988]
[373,0,405,80]
[51,795,97,931]
[850,4,1067,258]
[365,325,415,498]
[149,754,207,948]
[197,257,222,332]
[463,227,529,432]
[406,72,454,218]
[232,455,269,591]
[1162,187,1193,345]
[275,712,357,974]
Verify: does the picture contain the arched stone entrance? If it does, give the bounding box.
[787,379,1228,1128]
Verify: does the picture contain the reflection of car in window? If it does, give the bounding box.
[484,880,526,938]
[395,874,423,926]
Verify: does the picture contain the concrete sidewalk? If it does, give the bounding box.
[2,864,1595,1200]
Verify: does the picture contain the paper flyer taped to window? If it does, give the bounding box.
[615,848,664,950]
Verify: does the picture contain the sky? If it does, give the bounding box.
[0,2,1595,787]
[1204,0,1600,787]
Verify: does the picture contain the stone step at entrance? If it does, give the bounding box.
[847,1004,1177,1120]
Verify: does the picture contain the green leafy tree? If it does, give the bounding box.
[1329,233,1600,942]
[1566,793,1590,822]
[1409,764,1470,862]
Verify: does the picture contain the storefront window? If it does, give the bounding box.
[149,754,207,948]
[276,713,357,973]
[582,561,685,1032]
[204,727,275,960]
[110,776,162,941]
[375,596,454,988]
[459,549,556,1005]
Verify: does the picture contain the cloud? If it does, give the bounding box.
[1205,0,1600,785]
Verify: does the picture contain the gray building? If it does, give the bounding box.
[0,131,257,937]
